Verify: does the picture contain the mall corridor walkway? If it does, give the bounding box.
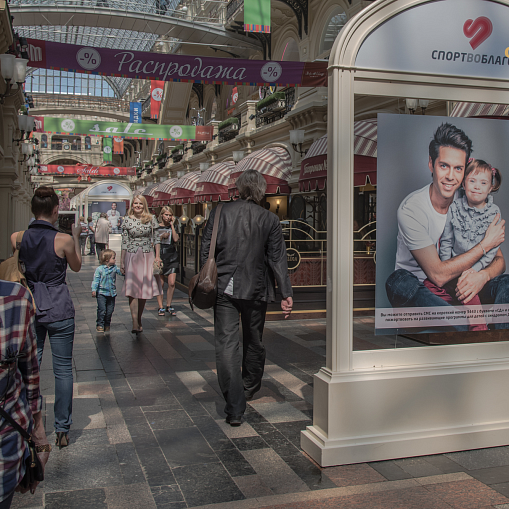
[10,256,509,509]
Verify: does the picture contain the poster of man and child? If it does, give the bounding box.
[375,114,509,335]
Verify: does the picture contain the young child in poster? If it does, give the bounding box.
[424,159,503,330]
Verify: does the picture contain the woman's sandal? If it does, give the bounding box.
[55,432,70,449]
[167,306,176,316]
[158,308,165,316]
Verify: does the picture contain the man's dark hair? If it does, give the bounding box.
[429,123,473,167]
[31,186,59,218]
[236,169,267,204]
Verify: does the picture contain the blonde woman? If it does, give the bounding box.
[156,207,180,316]
[120,195,162,333]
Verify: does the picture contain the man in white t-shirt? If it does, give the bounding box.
[386,123,508,326]
[106,202,121,233]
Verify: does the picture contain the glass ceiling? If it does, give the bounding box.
[16,25,161,97]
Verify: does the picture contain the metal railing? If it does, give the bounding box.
[31,94,130,113]
[226,0,243,21]
[218,113,242,144]
[256,87,296,129]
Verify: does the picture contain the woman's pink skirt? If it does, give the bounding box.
[122,249,163,299]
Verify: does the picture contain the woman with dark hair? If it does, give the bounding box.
[11,186,82,449]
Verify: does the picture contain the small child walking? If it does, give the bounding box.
[92,249,123,333]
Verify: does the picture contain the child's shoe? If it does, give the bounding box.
[96,326,104,332]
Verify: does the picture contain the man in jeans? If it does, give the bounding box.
[200,170,293,426]
[385,123,508,329]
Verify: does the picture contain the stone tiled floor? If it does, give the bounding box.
[10,256,509,508]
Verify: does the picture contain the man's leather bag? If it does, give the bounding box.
[188,204,223,311]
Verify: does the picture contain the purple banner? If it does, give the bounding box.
[26,39,327,88]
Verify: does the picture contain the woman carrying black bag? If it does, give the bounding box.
[155,207,179,316]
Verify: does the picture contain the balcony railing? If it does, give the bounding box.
[256,87,296,128]
[32,93,130,113]
[191,140,207,155]
[218,113,241,144]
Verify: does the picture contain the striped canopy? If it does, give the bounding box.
[152,178,178,207]
[143,184,159,198]
[170,171,201,205]
[195,162,235,203]
[451,102,509,118]
[229,147,292,197]
[299,119,378,192]
[133,187,146,196]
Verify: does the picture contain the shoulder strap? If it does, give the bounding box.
[208,204,223,262]
[0,405,30,441]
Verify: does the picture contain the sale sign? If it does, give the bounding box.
[34,116,214,142]
[113,137,124,155]
[38,165,136,176]
[150,81,165,120]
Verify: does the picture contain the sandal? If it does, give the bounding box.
[158,308,165,316]
[167,306,176,316]
[55,432,70,449]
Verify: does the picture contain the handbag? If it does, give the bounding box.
[151,220,163,275]
[0,231,36,309]
[0,406,45,490]
[188,204,223,311]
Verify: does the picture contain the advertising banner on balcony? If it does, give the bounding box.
[113,137,124,155]
[375,113,509,336]
[103,137,113,162]
[33,117,214,142]
[25,39,327,88]
[244,0,270,33]
[38,165,136,176]
[130,102,142,123]
[150,81,165,120]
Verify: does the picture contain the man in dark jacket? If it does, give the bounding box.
[201,170,293,426]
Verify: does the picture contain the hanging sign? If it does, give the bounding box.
[25,39,327,88]
[103,137,113,162]
[33,117,214,141]
[39,164,136,176]
[113,137,124,154]
[244,0,271,33]
[130,102,142,123]
[356,0,509,81]
[150,80,165,119]
[31,175,54,183]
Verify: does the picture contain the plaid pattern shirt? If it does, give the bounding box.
[0,281,42,502]
[91,265,123,297]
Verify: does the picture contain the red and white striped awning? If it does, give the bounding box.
[229,147,292,198]
[133,187,146,196]
[451,102,509,118]
[170,171,201,205]
[299,120,378,192]
[143,184,159,198]
[152,178,178,207]
[195,162,235,203]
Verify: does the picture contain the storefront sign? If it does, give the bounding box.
[31,175,54,182]
[88,182,131,198]
[150,80,165,120]
[356,0,509,81]
[375,114,509,335]
[39,165,135,176]
[26,39,327,88]
[130,102,142,124]
[33,116,213,142]
[286,247,301,271]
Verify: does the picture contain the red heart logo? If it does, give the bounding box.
[107,186,113,191]
[463,17,493,50]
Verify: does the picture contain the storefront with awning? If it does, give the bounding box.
[140,183,159,208]
[152,178,178,207]
[194,162,235,203]
[170,171,201,205]
[228,147,292,199]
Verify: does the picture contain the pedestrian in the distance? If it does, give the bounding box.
[94,213,110,262]
[78,216,88,257]
[200,170,293,427]
[87,216,96,256]
[91,249,122,333]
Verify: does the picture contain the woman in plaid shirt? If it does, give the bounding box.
[0,281,50,508]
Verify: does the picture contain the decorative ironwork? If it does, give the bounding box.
[218,113,241,144]
[191,140,207,155]
[226,0,243,21]
[255,87,295,128]
[279,0,308,38]
[192,83,204,108]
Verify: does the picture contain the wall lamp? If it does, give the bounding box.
[14,115,35,144]
[232,150,244,164]
[289,129,308,156]
[199,162,209,172]
[276,198,281,214]
[0,55,28,104]
[179,215,189,227]
[406,98,429,115]
[192,214,205,227]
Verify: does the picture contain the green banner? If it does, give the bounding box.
[34,116,213,142]
[103,137,112,162]
[244,0,271,33]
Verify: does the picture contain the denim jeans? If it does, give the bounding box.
[214,294,267,418]
[386,269,509,330]
[35,318,74,433]
[97,295,115,327]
